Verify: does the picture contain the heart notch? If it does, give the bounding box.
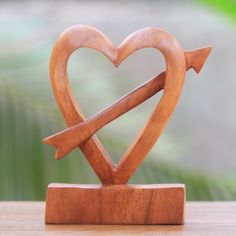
[44,25,211,225]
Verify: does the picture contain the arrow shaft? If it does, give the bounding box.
[44,72,165,159]
[87,72,165,137]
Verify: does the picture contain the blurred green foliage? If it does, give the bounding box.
[199,0,236,23]
[1,79,236,201]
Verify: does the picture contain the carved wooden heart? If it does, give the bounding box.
[44,25,211,184]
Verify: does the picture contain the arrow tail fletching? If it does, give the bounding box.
[43,131,75,160]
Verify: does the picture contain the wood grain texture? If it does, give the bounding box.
[1,202,236,235]
[41,25,211,226]
[43,47,210,160]
[43,25,212,184]
[45,184,185,225]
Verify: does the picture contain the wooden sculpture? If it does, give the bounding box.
[43,25,211,224]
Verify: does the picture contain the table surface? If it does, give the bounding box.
[0,202,235,236]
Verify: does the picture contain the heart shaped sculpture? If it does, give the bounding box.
[44,25,211,185]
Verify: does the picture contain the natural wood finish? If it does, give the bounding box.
[1,202,236,235]
[43,25,211,184]
[42,25,211,225]
[44,48,211,160]
[45,183,185,224]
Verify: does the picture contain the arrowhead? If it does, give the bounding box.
[185,46,212,74]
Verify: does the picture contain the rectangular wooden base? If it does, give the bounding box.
[45,183,185,225]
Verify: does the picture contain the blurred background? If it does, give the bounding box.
[0,0,236,200]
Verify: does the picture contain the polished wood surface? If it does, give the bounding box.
[45,184,185,224]
[1,202,235,235]
[44,47,211,160]
[42,25,211,225]
[43,25,211,185]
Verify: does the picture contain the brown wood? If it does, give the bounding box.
[45,183,185,224]
[43,25,211,184]
[43,47,211,160]
[42,25,211,225]
[1,202,236,235]
[44,73,165,159]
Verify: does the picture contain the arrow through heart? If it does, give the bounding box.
[43,25,211,184]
